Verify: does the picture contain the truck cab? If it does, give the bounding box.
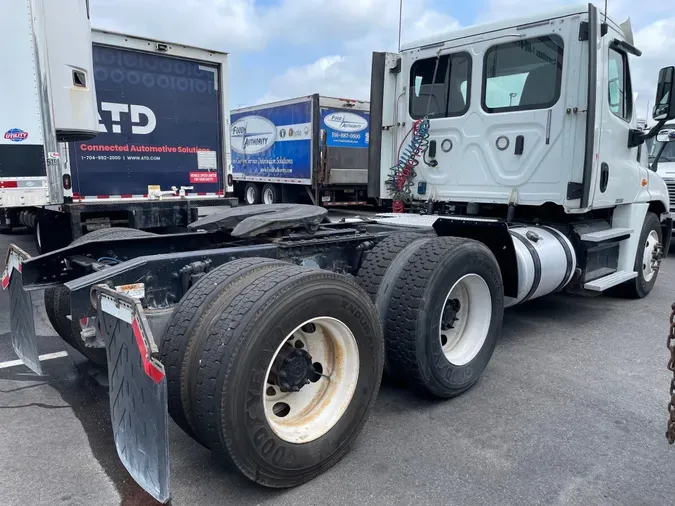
[370,3,669,217]
[369,2,675,297]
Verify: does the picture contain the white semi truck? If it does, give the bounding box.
[650,123,675,210]
[2,2,673,503]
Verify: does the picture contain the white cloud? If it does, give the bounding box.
[91,0,267,52]
[632,17,675,118]
[481,0,634,23]
[257,55,370,104]
[256,0,461,104]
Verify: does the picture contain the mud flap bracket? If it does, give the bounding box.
[93,285,170,504]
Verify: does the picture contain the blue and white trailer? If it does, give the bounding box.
[231,95,371,206]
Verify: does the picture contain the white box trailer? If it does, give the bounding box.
[1,12,236,252]
[0,0,98,208]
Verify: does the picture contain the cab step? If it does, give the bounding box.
[583,270,637,291]
[580,228,633,242]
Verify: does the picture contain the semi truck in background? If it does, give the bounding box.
[1,20,235,252]
[231,96,371,206]
[650,122,675,214]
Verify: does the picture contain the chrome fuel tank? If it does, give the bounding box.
[505,225,576,308]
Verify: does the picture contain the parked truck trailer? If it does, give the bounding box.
[232,95,371,206]
[3,3,674,504]
[1,23,236,252]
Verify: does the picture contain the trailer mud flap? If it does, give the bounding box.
[2,245,41,375]
[94,286,170,504]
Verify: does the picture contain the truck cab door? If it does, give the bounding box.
[591,36,642,208]
[401,19,578,207]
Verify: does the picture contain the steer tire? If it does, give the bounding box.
[355,232,432,375]
[192,265,383,487]
[44,227,155,366]
[385,236,504,398]
[611,212,663,299]
[159,257,291,444]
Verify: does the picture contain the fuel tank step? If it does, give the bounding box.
[583,270,637,291]
[580,228,633,242]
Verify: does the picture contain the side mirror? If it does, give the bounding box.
[657,128,675,143]
[653,66,675,121]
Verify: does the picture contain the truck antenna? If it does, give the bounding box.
[604,0,608,24]
[398,0,403,52]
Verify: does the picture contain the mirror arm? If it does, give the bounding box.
[652,137,668,172]
[628,119,667,149]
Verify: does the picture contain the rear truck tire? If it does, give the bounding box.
[613,211,663,298]
[35,210,70,254]
[191,264,383,487]
[159,257,291,444]
[34,218,43,254]
[44,227,156,366]
[262,184,281,204]
[385,236,504,398]
[244,182,261,205]
[355,232,433,375]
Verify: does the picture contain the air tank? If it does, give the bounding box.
[504,225,576,307]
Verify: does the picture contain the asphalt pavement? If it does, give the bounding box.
[0,227,674,505]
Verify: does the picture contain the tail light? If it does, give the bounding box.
[62,174,72,190]
[227,174,233,186]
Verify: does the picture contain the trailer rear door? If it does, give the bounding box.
[318,97,370,186]
[0,1,50,208]
[69,42,224,198]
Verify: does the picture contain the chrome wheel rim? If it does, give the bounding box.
[643,230,661,283]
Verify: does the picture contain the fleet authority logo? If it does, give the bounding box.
[323,112,368,133]
[230,116,277,154]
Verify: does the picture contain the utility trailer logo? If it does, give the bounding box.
[4,129,28,142]
[323,112,368,133]
[230,116,277,154]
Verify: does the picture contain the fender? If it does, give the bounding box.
[432,216,518,298]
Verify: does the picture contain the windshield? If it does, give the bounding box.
[649,139,675,163]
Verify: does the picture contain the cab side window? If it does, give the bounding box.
[482,35,564,113]
[409,52,471,119]
[608,47,632,121]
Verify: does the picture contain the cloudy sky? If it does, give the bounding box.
[90,0,673,117]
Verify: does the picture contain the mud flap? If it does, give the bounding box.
[1,245,41,375]
[94,285,170,504]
